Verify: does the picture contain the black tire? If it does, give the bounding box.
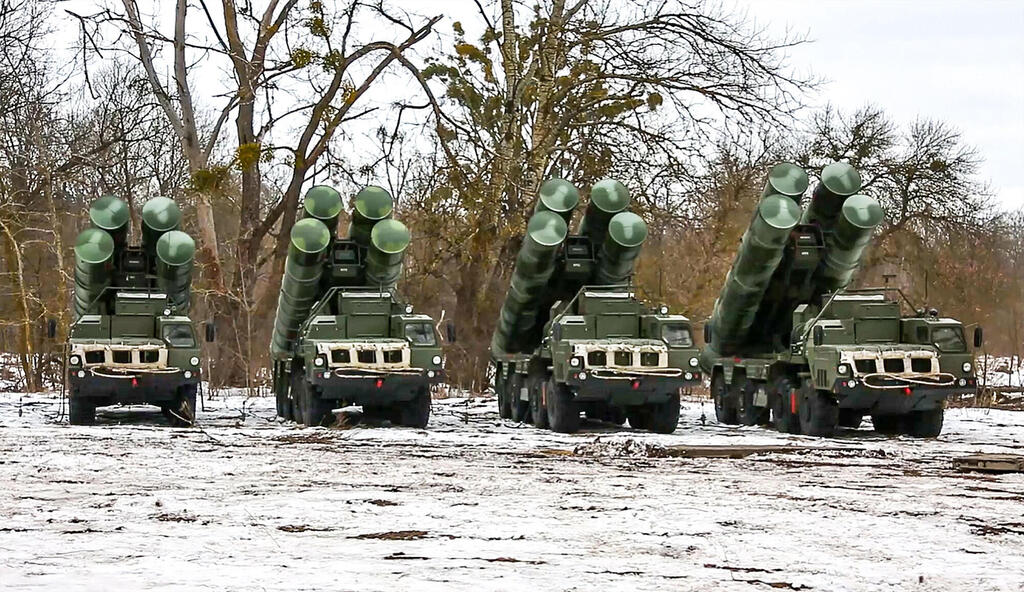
[545,378,579,433]
[904,408,944,438]
[711,372,740,425]
[646,392,681,434]
[739,380,771,426]
[838,409,864,429]
[530,379,549,429]
[797,380,839,437]
[163,384,197,428]
[396,388,431,428]
[497,374,512,419]
[68,395,96,426]
[771,378,801,434]
[292,367,332,427]
[871,414,904,435]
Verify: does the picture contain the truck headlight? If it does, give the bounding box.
[659,305,669,315]
[314,356,326,367]
[77,370,86,378]
[837,364,849,375]
[688,357,699,368]
[578,372,587,380]
[69,355,81,366]
[405,304,414,314]
[427,370,436,378]
[962,362,972,373]
[432,355,442,366]
[684,372,693,380]
[190,356,200,366]
[569,356,582,367]
[184,371,192,379]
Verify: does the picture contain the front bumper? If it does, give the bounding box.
[565,372,700,406]
[310,369,442,405]
[832,376,976,413]
[68,368,198,403]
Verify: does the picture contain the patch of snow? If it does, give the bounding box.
[0,391,1022,591]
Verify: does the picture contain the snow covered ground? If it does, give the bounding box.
[1,391,1022,591]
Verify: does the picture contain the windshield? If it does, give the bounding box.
[404,323,436,346]
[661,324,693,347]
[162,324,196,348]
[932,326,966,353]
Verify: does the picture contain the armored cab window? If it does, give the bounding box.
[404,323,436,346]
[661,324,693,347]
[932,326,966,353]
[162,324,196,348]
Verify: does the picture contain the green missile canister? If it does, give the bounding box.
[141,196,182,259]
[348,185,393,248]
[580,179,630,248]
[594,211,648,284]
[709,192,802,353]
[491,210,568,354]
[761,162,809,200]
[271,218,332,357]
[303,185,344,238]
[815,193,884,293]
[802,162,862,231]
[535,178,580,224]
[73,228,115,320]
[155,230,195,313]
[89,194,131,250]
[365,219,411,289]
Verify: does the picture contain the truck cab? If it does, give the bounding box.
[67,289,203,426]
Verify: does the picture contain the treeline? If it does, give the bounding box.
[0,0,1019,392]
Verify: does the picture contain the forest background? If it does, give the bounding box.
[1,0,1021,393]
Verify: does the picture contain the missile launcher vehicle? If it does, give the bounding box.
[270,185,446,428]
[700,162,982,437]
[66,195,210,426]
[490,179,701,434]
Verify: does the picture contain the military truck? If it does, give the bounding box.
[490,179,701,434]
[700,162,981,437]
[66,195,210,426]
[270,185,446,428]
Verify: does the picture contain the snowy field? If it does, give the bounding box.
[1,391,1023,592]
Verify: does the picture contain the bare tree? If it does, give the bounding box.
[72,0,441,385]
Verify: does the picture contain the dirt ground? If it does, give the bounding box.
[1,391,1022,591]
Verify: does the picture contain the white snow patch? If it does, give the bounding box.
[0,391,1022,591]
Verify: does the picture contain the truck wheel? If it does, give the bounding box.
[531,381,549,429]
[396,388,431,428]
[904,408,944,438]
[740,380,771,426]
[497,376,512,419]
[770,378,800,434]
[870,414,904,435]
[163,384,197,427]
[627,407,650,430]
[68,396,96,426]
[838,409,864,429]
[545,379,579,433]
[711,372,739,425]
[292,370,332,427]
[646,392,681,434]
[797,381,838,437]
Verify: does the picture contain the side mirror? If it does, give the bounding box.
[445,321,456,344]
[703,323,711,345]
[812,325,824,346]
[552,322,562,342]
[46,318,57,340]
[204,322,216,343]
[974,326,983,348]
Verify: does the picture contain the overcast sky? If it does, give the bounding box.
[742,0,1024,210]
